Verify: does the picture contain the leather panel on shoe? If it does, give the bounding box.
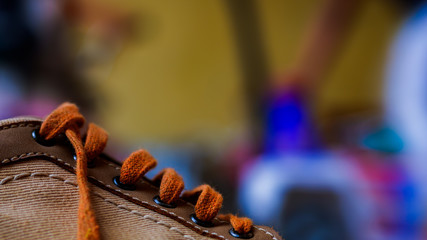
[0,119,283,240]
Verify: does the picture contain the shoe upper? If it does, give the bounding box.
[0,116,283,240]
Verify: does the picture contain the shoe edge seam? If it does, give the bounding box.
[0,123,280,240]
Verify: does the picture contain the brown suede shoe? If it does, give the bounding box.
[0,103,282,240]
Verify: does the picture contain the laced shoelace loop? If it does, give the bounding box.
[40,103,84,140]
[84,123,108,162]
[218,214,253,235]
[181,184,223,222]
[152,168,184,204]
[40,103,101,240]
[39,102,254,240]
[119,150,157,185]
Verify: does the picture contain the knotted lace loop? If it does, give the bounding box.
[84,123,108,161]
[119,150,157,185]
[218,214,253,235]
[40,103,85,140]
[153,168,184,204]
[182,184,223,222]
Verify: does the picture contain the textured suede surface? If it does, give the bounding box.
[0,160,218,240]
[0,118,283,240]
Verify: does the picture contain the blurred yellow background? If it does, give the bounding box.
[96,0,401,145]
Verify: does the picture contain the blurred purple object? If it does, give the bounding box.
[264,85,320,153]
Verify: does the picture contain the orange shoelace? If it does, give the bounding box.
[39,103,253,240]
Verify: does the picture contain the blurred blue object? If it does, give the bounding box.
[384,5,427,234]
[264,86,320,154]
[362,126,404,154]
[385,3,427,159]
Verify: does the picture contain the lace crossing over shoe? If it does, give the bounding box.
[36,103,267,240]
[0,103,283,240]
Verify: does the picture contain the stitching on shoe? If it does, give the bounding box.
[100,159,198,209]
[1,152,74,171]
[99,160,232,231]
[254,227,278,240]
[0,172,198,240]
[91,161,230,236]
[0,123,38,131]
[0,124,280,240]
[100,159,160,192]
[1,153,230,239]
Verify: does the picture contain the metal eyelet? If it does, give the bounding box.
[113,176,136,190]
[190,214,214,227]
[229,228,254,239]
[32,129,55,147]
[33,129,96,168]
[153,195,177,208]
